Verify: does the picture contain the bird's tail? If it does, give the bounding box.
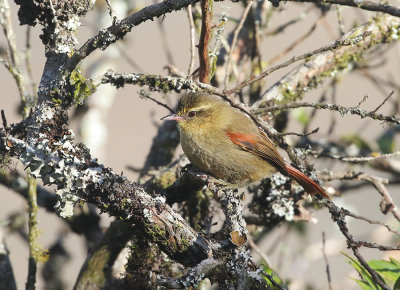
[286,164,330,199]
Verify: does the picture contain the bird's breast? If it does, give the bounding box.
[180,128,277,185]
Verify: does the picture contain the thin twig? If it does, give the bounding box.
[371,90,395,114]
[227,31,372,95]
[187,4,196,76]
[257,101,400,125]
[263,7,313,37]
[341,208,400,238]
[26,174,39,290]
[139,91,174,113]
[224,0,253,89]
[25,26,36,98]
[267,10,325,65]
[289,0,400,17]
[321,151,400,163]
[358,94,369,107]
[335,5,345,36]
[1,110,7,130]
[105,0,117,24]
[48,0,59,28]
[321,171,400,222]
[157,15,175,66]
[279,127,319,137]
[248,235,272,266]
[322,232,332,290]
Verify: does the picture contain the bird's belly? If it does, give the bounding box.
[181,133,277,185]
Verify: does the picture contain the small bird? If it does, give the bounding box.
[162,92,329,198]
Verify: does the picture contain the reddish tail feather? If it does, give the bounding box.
[286,164,330,199]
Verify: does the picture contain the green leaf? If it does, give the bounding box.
[394,276,400,290]
[390,257,400,267]
[343,253,381,290]
[368,259,400,283]
[261,263,285,288]
[350,277,377,290]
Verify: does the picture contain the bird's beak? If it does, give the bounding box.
[160,114,184,121]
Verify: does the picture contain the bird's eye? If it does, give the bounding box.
[188,111,197,118]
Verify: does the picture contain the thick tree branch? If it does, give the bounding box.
[0,131,212,267]
[198,0,213,84]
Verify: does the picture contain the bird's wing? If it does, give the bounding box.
[225,130,288,176]
[285,164,330,198]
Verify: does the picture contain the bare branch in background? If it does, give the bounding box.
[322,232,333,290]
[257,101,400,125]
[198,0,212,83]
[254,15,399,105]
[187,4,196,76]
[287,0,400,17]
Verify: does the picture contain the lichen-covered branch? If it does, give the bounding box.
[26,173,47,290]
[14,0,94,54]
[251,15,400,106]
[320,171,400,221]
[157,258,221,288]
[100,70,224,96]
[257,101,400,125]
[0,131,213,267]
[326,200,391,290]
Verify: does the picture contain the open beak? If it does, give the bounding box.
[160,114,184,121]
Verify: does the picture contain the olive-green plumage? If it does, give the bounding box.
[164,92,328,198]
[175,93,286,185]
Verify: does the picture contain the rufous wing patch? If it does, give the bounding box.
[225,131,288,176]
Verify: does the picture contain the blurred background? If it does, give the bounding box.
[0,0,399,289]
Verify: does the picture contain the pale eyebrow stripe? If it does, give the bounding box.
[191,104,212,111]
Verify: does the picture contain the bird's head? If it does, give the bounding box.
[162,93,229,132]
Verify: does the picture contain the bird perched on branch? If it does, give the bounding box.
[162,92,329,199]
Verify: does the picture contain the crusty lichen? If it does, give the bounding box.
[6,127,104,218]
[14,0,95,54]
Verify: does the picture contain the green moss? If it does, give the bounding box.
[275,17,400,104]
[27,174,49,264]
[146,224,167,241]
[154,170,177,190]
[70,69,96,106]
[278,82,302,103]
